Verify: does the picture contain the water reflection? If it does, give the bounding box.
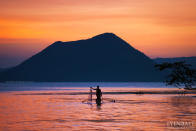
[168,96,196,116]
[169,96,195,107]
[96,104,102,111]
[0,89,196,131]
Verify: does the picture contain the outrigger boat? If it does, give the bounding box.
[82,98,115,104]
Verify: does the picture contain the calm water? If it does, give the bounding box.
[0,82,196,131]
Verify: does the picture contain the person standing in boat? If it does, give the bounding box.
[91,86,102,104]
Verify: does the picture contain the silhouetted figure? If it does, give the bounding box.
[92,86,102,105]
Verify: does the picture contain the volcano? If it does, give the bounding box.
[0,33,162,82]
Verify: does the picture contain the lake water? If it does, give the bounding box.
[0,82,196,130]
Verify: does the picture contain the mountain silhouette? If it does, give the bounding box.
[154,56,196,69]
[0,33,162,82]
[0,68,5,72]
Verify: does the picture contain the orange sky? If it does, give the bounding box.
[0,0,196,67]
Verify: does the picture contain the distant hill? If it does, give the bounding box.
[0,68,5,72]
[0,67,8,72]
[154,57,196,69]
[0,33,163,82]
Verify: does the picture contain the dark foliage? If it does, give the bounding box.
[154,56,196,69]
[155,62,196,89]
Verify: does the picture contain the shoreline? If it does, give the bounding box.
[15,90,196,95]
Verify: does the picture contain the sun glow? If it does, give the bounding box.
[0,0,196,61]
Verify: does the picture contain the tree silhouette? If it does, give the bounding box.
[155,62,196,89]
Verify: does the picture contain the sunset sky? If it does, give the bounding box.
[0,0,196,67]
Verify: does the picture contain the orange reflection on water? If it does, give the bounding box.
[0,90,196,131]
